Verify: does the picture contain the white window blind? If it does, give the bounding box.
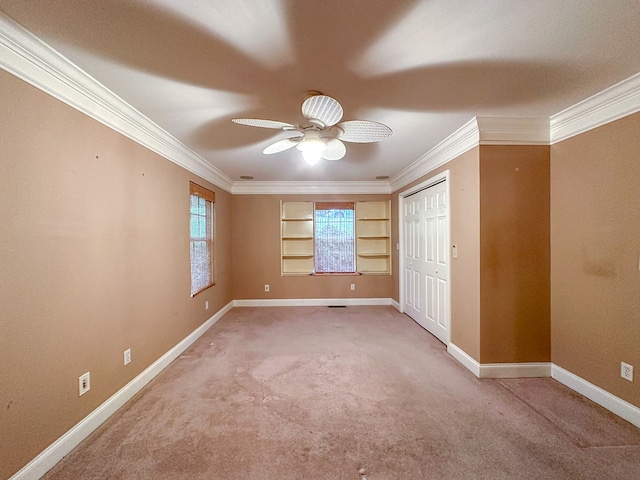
[314,202,355,273]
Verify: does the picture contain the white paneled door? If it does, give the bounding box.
[402,180,449,344]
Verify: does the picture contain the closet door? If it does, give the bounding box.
[403,180,449,344]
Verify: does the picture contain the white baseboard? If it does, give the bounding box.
[479,362,552,379]
[552,364,640,429]
[448,344,551,378]
[233,298,393,307]
[10,301,234,480]
[390,298,401,311]
[447,343,481,377]
[448,343,640,428]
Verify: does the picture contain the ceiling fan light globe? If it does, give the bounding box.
[297,137,326,166]
[301,150,322,165]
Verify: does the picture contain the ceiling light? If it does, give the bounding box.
[296,137,326,166]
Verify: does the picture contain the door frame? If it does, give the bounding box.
[398,170,451,344]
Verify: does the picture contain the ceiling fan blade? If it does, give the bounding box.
[232,118,296,130]
[301,95,343,127]
[262,137,302,154]
[322,138,346,161]
[338,120,392,143]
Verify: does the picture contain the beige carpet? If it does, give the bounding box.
[43,306,640,479]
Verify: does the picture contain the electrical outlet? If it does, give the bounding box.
[205,300,209,310]
[350,283,355,291]
[621,362,633,382]
[78,372,90,396]
[124,348,131,365]
[265,284,270,292]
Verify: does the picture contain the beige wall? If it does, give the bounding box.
[393,148,481,361]
[479,145,550,363]
[0,70,233,479]
[231,194,393,300]
[551,112,640,407]
[3,62,639,479]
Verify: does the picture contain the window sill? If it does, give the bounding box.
[312,272,361,276]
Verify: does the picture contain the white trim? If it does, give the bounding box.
[2,9,638,194]
[550,72,640,144]
[390,117,478,192]
[389,116,548,193]
[9,301,234,480]
[552,365,640,429]
[479,362,552,379]
[476,117,549,145]
[448,343,552,379]
[390,298,401,312]
[0,12,234,192]
[233,298,392,307]
[447,344,640,427]
[447,343,481,378]
[397,171,451,345]
[231,181,391,195]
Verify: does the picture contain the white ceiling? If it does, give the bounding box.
[1,0,639,184]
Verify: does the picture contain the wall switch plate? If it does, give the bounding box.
[621,362,633,382]
[79,372,90,396]
[265,284,270,292]
[205,300,209,310]
[124,348,131,365]
[452,244,458,259]
[350,284,355,291]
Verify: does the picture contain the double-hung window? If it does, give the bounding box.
[189,182,215,296]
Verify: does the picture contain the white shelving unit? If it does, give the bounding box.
[281,201,314,275]
[356,201,391,274]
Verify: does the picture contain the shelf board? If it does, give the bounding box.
[357,235,389,239]
[357,253,390,258]
[356,217,389,221]
[358,271,391,275]
[282,254,314,259]
[282,236,313,240]
[282,218,313,221]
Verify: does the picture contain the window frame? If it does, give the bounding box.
[189,182,215,297]
[313,202,356,274]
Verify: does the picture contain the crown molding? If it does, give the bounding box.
[390,117,479,192]
[0,12,234,192]
[476,116,549,145]
[390,115,553,192]
[550,72,640,144]
[231,180,391,195]
[4,10,638,194]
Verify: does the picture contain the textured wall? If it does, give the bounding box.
[551,113,640,407]
[479,145,551,363]
[231,194,393,300]
[0,70,233,479]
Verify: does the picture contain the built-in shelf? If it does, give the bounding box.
[280,200,392,276]
[355,201,391,275]
[281,201,314,276]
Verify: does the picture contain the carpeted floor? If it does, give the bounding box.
[43,306,640,479]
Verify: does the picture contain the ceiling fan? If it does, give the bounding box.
[232,92,392,166]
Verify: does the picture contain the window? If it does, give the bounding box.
[314,202,355,273]
[189,182,215,296]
